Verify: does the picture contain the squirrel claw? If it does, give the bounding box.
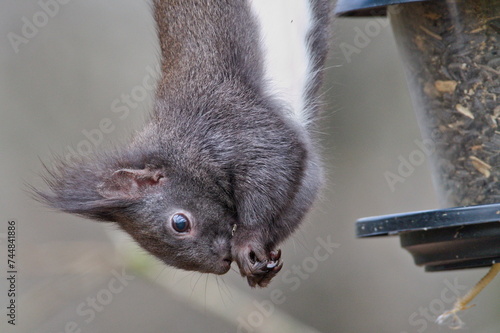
[245,249,282,288]
[233,244,283,288]
[247,261,283,288]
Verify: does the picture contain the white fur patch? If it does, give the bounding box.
[249,0,314,126]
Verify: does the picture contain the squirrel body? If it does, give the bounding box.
[37,0,330,287]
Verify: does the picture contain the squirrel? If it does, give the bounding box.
[34,0,330,288]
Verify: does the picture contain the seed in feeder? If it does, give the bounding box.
[434,80,458,93]
[469,156,492,178]
[455,104,474,119]
[486,115,498,128]
[414,35,426,52]
[470,26,486,34]
[423,12,441,20]
[424,81,440,97]
[418,25,442,40]
[478,64,500,76]
[494,105,500,118]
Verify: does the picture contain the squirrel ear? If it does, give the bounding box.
[98,166,165,200]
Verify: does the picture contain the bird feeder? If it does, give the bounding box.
[336,0,500,272]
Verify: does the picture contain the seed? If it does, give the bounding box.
[469,156,492,177]
[435,80,458,93]
[455,104,475,119]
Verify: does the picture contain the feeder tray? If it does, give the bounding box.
[336,0,500,272]
[357,204,500,271]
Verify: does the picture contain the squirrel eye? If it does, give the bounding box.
[171,213,190,233]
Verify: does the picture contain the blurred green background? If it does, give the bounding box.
[1,1,499,332]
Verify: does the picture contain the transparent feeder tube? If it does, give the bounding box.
[389,0,500,207]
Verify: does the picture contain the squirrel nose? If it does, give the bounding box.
[222,255,232,265]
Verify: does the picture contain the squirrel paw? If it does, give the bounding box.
[234,245,283,288]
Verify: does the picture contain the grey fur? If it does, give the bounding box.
[34,0,331,287]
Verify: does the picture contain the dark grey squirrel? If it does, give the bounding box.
[34,0,331,287]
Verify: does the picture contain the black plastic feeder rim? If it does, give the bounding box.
[356,204,500,271]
